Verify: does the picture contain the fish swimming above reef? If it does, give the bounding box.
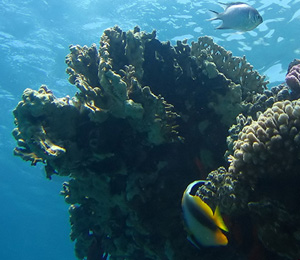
[209,2,263,31]
[181,180,228,247]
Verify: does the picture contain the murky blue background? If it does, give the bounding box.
[0,0,299,259]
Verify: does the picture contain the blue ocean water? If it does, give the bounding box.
[0,0,299,259]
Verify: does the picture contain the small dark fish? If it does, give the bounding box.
[209,2,263,31]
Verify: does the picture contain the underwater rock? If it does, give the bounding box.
[13,26,271,260]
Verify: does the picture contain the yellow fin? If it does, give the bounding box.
[193,195,214,217]
[213,206,229,232]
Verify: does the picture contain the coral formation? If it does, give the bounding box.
[286,59,300,97]
[12,85,81,177]
[248,84,291,116]
[65,30,179,145]
[228,99,300,178]
[225,83,292,159]
[13,25,284,260]
[189,36,268,126]
[197,166,240,213]
[191,36,268,99]
[197,98,300,259]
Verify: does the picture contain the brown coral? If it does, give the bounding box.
[229,99,300,179]
[189,36,268,126]
[198,99,300,259]
[191,36,268,99]
[12,26,271,260]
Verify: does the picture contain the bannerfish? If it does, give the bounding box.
[181,180,228,247]
[209,2,263,31]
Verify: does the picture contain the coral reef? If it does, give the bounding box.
[247,84,291,117]
[228,99,300,177]
[230,99,300,259]
[190,36,268,99]
[286,59,300,98]
[65,30,179,145]
[13,25,275,260]
[189,36,268,126]
[225,84,292,159]
[198,98,300,259]
[12,85,81,177]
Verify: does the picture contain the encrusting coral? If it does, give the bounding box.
[13,26,276,260]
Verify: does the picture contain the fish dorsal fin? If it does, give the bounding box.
[219,2,247,7]
[218,2,247,10]
[213,206,229,232]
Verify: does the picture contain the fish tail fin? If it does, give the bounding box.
[213,206,229,232]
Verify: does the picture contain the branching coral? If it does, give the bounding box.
[191,36,268,99]
[190,36,268,126]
